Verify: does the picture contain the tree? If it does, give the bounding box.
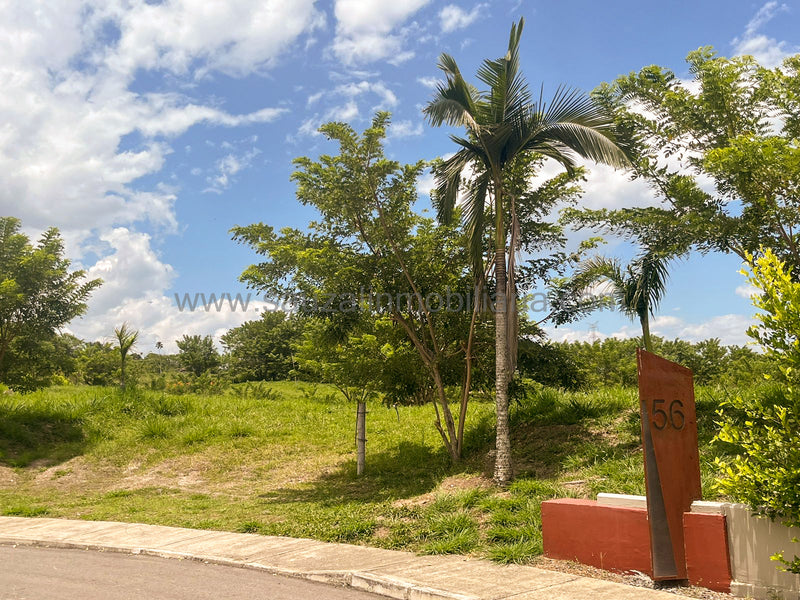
[423,18,627,483]
[176,334,220,376]
[573,250,672,352]
[221,311,302,382]
[294,320,384,476]
[568,49,800,275]
[0,216,101,391]
[114,323,139,388]
[233,114,490,462]
[79,341,119,386]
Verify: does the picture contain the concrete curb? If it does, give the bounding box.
[0,516,690,600]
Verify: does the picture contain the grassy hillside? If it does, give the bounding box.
[0,382,738,563]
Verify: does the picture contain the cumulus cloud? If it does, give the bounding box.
[66,226,271,352]
[331,0,430,64]
[439,4,484,33]
[732,1,796,66]
[389,120,424,138]
[204,148,261,194]
[417,76,441,89]
[0,1,323,344]
[104,0,325,78]
[547,313,755,347]
[735,284,760,299]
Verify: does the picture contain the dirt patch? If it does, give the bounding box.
[0,466,18,487]
[119,456,211,492]
[32,456,107,489]
[391,473,492,509]
[438,473,492,493]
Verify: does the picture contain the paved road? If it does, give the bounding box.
[0,546,386,600]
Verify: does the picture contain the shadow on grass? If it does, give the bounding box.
[259,411,500,506]
[0,402,86,467]
[509,389,641,479]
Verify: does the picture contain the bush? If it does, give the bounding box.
[715,250,800,573]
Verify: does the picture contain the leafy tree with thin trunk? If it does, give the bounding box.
[176,334,219,376]
[568,49,800,277]
[574,251,672,352]
[423,18,627,484]
[114,323,138,389]
[232,114,490,462]
[0,216,101,391]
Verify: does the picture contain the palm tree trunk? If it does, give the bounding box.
[494,245,513,485]
[641,311,653,353]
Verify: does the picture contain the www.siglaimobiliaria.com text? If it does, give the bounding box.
[173,289,608,315]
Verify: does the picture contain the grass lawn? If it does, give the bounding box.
[0,381,738,563]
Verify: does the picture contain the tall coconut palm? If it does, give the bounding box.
[576,251,672,352]
[114,322,139,389]
[423,18,628,484]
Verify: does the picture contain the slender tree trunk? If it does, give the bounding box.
[431,367,460,462]
[356,401,366,476]
[494,246,513,485]
[120,356,126,389]
[641,312,653,353]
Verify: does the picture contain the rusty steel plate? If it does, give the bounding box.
[637,349,702,581]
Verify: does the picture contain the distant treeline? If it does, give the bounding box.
[519,336,773,390]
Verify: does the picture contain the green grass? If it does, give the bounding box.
[0,381,745,562]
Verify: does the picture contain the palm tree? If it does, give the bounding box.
[114,323,139,389]
[575,251,672,352]
[423,18,627,484]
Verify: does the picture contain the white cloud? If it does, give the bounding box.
[417,171,436,197]
[66,227,269,353]
[105,0,325,78]
[439,4,484,33]
[204,148,261,194]
[417,76,441,89]
[735,284,760,299]
[732,1,796,67]
[389,120,424,138]
[0,1,324,345]
[548,313,755,347]
[331,0,430,64]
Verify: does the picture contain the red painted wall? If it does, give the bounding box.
[541,499,652,576]
[683,512,732,592]
[541,498,733,594]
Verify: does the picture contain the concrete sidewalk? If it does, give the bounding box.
[0,516,687,600]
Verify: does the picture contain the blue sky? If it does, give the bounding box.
[2,0,798,351]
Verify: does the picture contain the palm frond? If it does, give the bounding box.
[433,149,476,224]
[463,172,490,275]
[424,54,480,130]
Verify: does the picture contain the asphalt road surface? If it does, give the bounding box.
[0,545,387,600]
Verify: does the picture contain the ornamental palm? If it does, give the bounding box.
[114,322,139,389]
[423,18,627,484]
[576,251,672,352]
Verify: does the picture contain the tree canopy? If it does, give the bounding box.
[0,216,101,391]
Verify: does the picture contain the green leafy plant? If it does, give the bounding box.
[715,249,800,573]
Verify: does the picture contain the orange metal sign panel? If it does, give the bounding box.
[637,349,702,581]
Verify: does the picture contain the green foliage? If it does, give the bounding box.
[571,49,800,273]
[572,250,672,352]
[715,250,800,573]
[517,338,585,390]
[0,217,101,391]
[221,312,302,382]
[557,336,773,388]
[232,113,491,461]
[176,334,220,376]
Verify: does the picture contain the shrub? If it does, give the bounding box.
[715,249,800,573]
